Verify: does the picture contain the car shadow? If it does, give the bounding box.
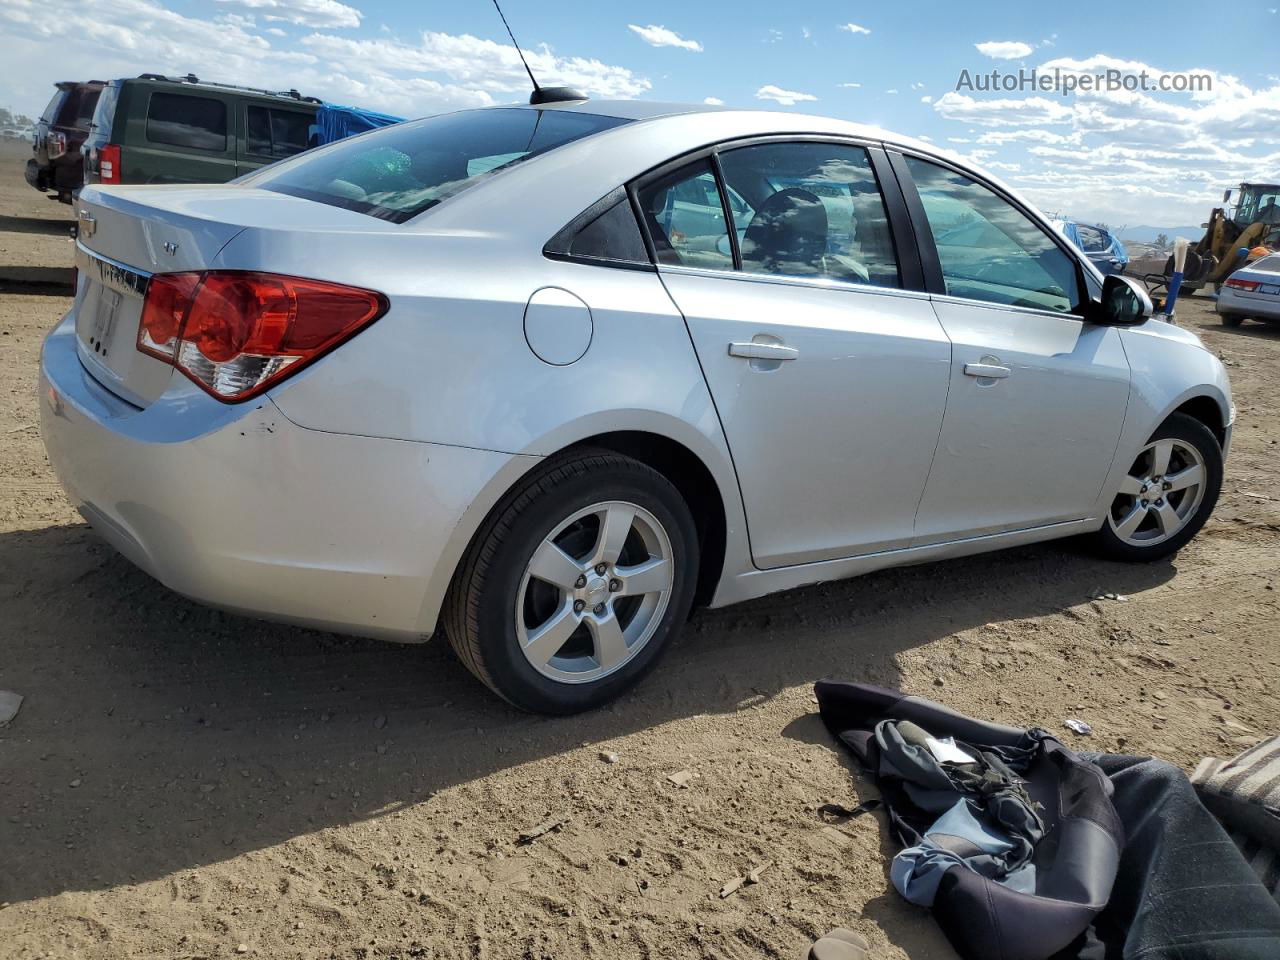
[0,522,1174,905]
[0,214,74,237]
[0,266,75,296]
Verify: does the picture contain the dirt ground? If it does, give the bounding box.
[1,136,1278,960]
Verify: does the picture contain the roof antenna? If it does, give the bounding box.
[489,0,588,105]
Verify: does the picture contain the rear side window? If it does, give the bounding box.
[635,159,734,271]
[905,156,1080,312]
[251,107,630,223]
[146,93,228,152]
[247,106,311,159]
[718,141,901,287]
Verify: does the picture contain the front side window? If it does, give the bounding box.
[906,156,1080,312]
[718,141,900,287]
[636,159,734,271]
[251,107,629,224]
[146,93,228,152]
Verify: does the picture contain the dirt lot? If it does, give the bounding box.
[1,137,1278,960]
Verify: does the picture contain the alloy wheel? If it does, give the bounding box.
[515,501,675,684]
[1107,438,1207,547]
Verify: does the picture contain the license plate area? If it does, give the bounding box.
[1259,283,1280,296]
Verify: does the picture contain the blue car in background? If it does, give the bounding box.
[1051,218,1129,275]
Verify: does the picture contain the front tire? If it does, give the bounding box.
[442,450,699,714]
[1090,413,1223,562]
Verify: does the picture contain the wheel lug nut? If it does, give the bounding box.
[574,575,587,589]
[1155,498,1164,506]
[593,603,606,616]
[594,563,607,575]
[609,579,621,592]
[1140,499,1149,507]
[1163,482,1172,490]
[573,600,585,613]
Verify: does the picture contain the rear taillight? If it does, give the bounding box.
[48,132,67,159]
[137,271,387,402]
[1225,277,1260,292]
[99,144,121,184]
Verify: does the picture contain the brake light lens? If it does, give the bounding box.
[48,132,67,159]
[136,271,387,402]
[1224,277,1259,292]
[99,144,121,184]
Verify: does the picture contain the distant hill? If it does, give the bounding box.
[1116,225,1203,244]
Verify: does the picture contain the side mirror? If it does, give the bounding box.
[1087,274,1152,326]
[1223,189,1233,204]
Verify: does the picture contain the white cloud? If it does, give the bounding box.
[975,40,1034,60]
[0,0,650,118]
[886,88,899,94]
[839,22,871,35]
[215,0,361,29]
[703,96,724,105]
[920,95,932,103]
[839,82,862,88]
[930,52,1280,224]
[755,84,817,106]
[626,24,702,52]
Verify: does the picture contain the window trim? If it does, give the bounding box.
[886,146,1092,317]
[625,134,925,294]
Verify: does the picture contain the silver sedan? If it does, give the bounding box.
[41,98,1232,713]
[1218,253,1280,325]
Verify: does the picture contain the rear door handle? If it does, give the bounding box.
[728,341,798,361]
[963,362,1011,379]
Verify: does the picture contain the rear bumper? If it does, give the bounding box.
[1218,286,1280,320]
[39,312,520,641]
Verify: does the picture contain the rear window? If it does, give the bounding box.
[90,83,120,139]
[1254,255,1280,274]
[146,93,228,152]
[70,88,100,129]
[41,91,68,124]
[252,107,630,224]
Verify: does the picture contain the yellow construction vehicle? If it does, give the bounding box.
[1193,182,1280,290]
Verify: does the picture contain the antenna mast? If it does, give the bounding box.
[491,0,540,94]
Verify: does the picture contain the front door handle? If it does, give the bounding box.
[963,362,1011,379]
[728,341,799,361]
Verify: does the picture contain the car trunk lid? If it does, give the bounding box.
[73,183,392,406]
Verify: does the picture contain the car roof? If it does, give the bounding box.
[510,99,941,157]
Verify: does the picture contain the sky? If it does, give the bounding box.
[3,0,1279,228]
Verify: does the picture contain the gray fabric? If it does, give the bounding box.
[1192,737,1280,850]
[892,798,1038,905]
[873,719,1046,907]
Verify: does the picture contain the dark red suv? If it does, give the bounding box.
[26,81,104,203]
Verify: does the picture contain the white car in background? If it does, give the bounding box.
[1218,253,1280,326]
[41,99,1233,713]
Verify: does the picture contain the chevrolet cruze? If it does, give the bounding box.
[41,98,1233,713]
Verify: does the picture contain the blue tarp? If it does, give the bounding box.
[314,103,404,146]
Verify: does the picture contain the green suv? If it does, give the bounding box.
[82,74,321,188]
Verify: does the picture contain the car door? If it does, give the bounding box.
[894,153,1131,544]
[635,141,951,569]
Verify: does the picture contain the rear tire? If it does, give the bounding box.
[1089,413,1222,562]
[1220,312,1245,327]
[442,450,699,714]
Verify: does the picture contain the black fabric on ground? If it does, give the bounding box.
[1050,754,1280,960]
